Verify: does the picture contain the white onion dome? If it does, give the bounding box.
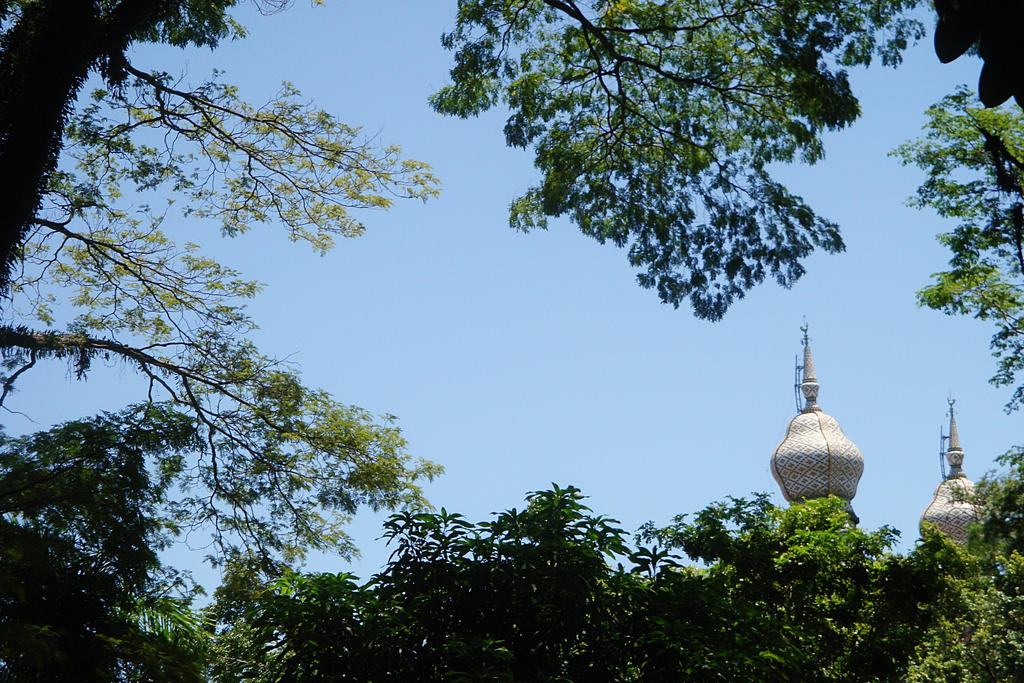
[770,335,864,519]
[921,404,978,544]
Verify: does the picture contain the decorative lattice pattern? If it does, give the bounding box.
[771,411,864,503]
[921,478,977,544]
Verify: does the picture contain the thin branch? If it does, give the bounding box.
[0,348,36,407]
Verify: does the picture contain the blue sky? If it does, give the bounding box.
[10,2,1019,586]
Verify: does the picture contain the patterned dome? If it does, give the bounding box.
[920,403,978,544]
[770,334,864,519]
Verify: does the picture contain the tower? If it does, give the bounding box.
[770,326,865,521]
[920,400,979,543]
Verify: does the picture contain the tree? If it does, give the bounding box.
[905,460,1024,682]
[0,405,209,680]
[0,0,247,295]
[0,4,442,570]
[215,488,964,682]
[967,446,1024,559]
[892,87,1024,408]
[432,0,924,319]
[641,495,966,682]
[906,552,1024,683]
[0,4,448,673]
[890,94,1024,679]
[214,485,634,681]
[933,0,1024,108]
[903,442,1024,682]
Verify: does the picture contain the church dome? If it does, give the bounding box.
[770,331,864,519]
[921,402,978,544]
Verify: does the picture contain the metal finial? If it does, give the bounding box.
[798,322,820,412]
[945,398,965,478]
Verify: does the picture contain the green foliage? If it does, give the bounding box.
[893,87,1024,408]
[0,0,246,50]
[2,3,444,675]
[0,56,442,568]
[904,450,1024,681]
[0,405,208,681]
[220,485,634,681]
[433,0,924,318]
[214,488,961,682]
[643,495,966,681]
[890,81,1024,683]
[907,552,1024,683]
[66,69,440,252]
[970,446,1024,560]
[0,0,254,290]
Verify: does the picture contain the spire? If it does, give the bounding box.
[946,398,965,478]
[802,337,817,382]
[799,323,820,412]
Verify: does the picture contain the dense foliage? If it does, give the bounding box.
[211,488,971,682]
[0,405,208,681]
[433,0,924,318]
[4,474,1019,680]
[908,552,1024,682]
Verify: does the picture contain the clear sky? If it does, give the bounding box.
[10,2,1019,587]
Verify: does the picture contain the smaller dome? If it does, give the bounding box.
[921,478,976,544]
[920,401,978,544]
